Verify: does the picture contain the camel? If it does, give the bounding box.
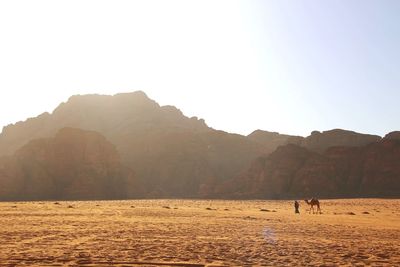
[304,198,321,214]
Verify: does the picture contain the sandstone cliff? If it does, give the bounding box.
[0,128,136,200]
[220,138,400,198]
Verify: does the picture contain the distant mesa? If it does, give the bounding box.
[301,129,381,153]
[248,128,381,154]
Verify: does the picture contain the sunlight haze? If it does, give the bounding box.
[1,0,399,137]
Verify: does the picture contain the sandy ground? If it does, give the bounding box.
[0,199,399,266]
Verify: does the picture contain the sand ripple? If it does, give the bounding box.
[0,199,399,266]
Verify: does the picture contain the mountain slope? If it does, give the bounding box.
[0,91,209,156]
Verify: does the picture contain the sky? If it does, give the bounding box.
[0,0,399,137]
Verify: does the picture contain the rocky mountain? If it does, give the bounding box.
[0,92,267,198]
[0,91,397,199]
[0,128,136,200]
[0,91,209,157]
[219,135,400,199]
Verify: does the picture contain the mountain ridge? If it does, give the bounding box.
[0,91,397,200]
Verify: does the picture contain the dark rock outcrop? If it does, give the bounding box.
[0,128,136,200]
[220,139,400,199]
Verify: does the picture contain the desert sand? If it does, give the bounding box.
[0,199,399,266]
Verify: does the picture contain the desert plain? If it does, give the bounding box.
[0,199,399,266]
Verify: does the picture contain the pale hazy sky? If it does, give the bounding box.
[0,0,399,137]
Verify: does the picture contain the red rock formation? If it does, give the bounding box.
[221,139,400,198]
[0,91,397,199]
[0,128,136,200]
[360,139,400,196]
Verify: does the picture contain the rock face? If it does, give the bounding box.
[0,128,135,200]
[220,139,400,199]
[302,129,381,153]
[384,131,400,140]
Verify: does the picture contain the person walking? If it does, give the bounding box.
[294,200,300,214]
